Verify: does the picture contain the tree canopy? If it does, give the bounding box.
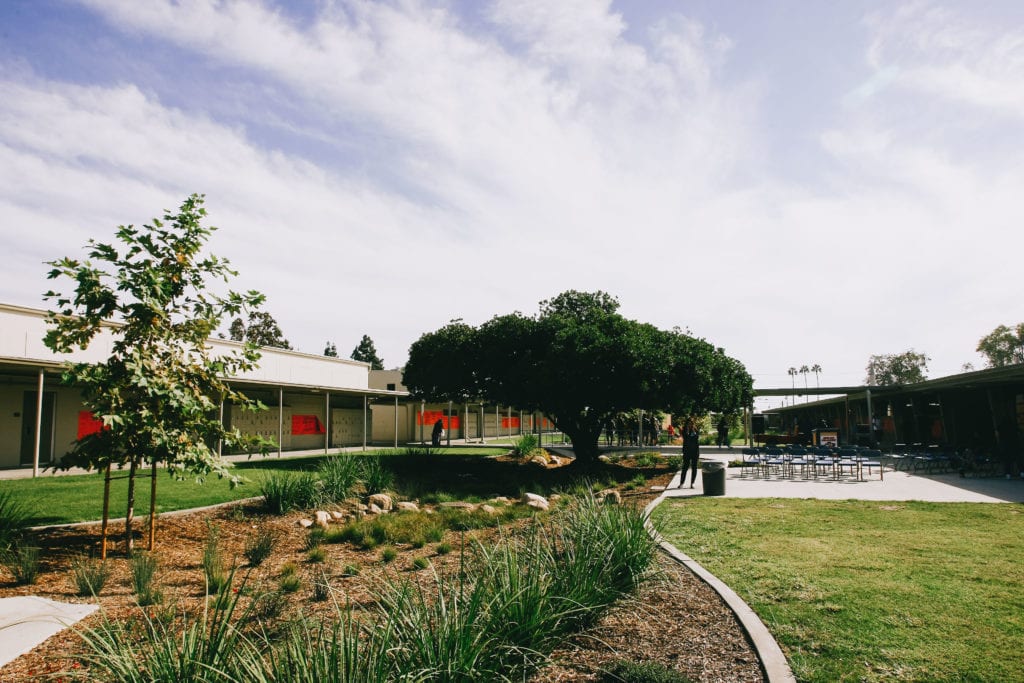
[324,341,338,357]
[227,310,292,349]
[44,193,268,550]
[865,349,929,385]
[351,334,385,370]
[976,323,1024,368]
[403,290,753,465]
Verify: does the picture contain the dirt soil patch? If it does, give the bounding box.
[0,468,763,682]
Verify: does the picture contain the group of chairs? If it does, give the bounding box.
[886,444,1000,476]
[739,444,885,481]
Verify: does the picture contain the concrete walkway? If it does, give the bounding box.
[667,449,1024,503]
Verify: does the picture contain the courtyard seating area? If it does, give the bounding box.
[738,445,884,481]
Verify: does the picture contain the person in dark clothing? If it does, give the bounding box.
[717,416,729,448]
[431,418,444,447]
[680,418,700,488]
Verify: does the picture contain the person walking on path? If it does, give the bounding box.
[680,418,700,488]
[717,416,729,449]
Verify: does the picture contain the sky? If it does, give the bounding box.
[2,0,1023,408]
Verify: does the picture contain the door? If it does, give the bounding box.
[20,391,56,466]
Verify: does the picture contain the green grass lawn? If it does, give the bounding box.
[2,447,513,526]
[652,498,1024,683]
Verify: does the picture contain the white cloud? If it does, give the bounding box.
[1,0,1022,386]
[865,2,1024,117]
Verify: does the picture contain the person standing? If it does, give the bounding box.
[717,416,729,449]
[680,418,700,488]
[431,418,444,447]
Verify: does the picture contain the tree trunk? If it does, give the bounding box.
[148,458,158,551]
[558,419,603,468]
[100,463,111,560]
[125,456,138,554]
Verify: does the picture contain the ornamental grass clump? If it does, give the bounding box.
[358,456,393,495]
[260,470,323,514]
[76,570,258,683]
[2,544,41,585]
[243,530,276,567]
[71,553,110,597]
[0,490,30,551]
[131,551,162,606]
[318,453,361,503]
[202,523,230,595]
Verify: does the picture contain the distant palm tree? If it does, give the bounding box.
[811,363,822,390]
[788,367,797,405]
[799,365,810,402]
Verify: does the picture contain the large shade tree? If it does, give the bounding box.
[865,349,930,385]
[976,323,1024,368]
[403,290,753,465]
[44,194,268,553]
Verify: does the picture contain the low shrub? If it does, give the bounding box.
[307,547,327,563]
[380,546,397,563]
[71,553,110,597]
[411,557,430,570]
[435,542,453,556]
[512,434,538,458]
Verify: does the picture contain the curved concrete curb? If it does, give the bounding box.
[643,490,797,683]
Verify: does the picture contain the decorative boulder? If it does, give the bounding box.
[298,518,314,528]
[522,492,549,511]
[480,504,498,515]
[597,489,621,505]
[315,511,332,528]
[368,493,394,511]
[529,454,548,467]
[598,454,612,463]
[396,501,420,512]
[438,501,476,510]
[330,510,346,521]
[367,503,383,515]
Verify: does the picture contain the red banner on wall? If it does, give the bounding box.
[416,410,459,429]
[292,414,324,435]
[502,417,521,428]
[77,411,104,439]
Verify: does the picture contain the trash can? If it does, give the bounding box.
[701,461,726,496]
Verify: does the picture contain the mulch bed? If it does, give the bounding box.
[0,466,764,682]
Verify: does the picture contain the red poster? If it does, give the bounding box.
[77,411,104,439]
[416,411,459,429]
[292,414,324,435]
[502,417,521,428]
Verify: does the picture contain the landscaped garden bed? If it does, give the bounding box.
[0,451,764,682]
